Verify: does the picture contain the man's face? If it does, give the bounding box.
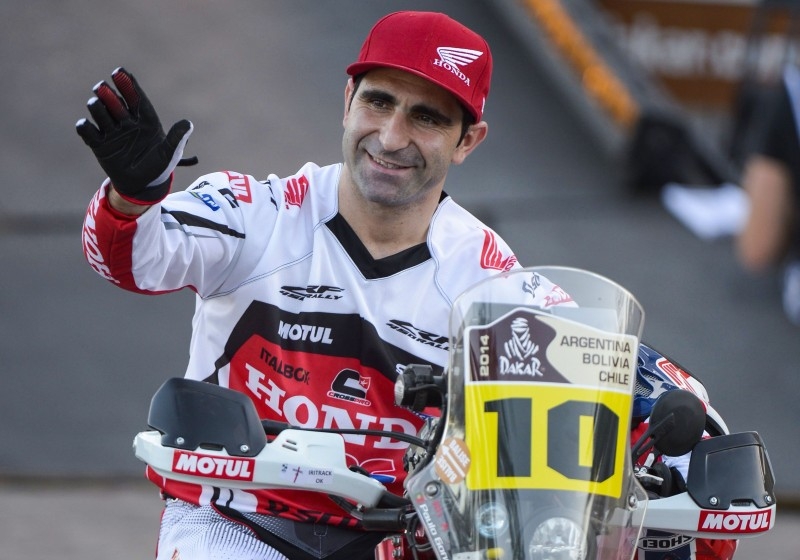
[341,68,484,208]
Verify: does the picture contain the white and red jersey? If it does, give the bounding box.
[82,161,567,527]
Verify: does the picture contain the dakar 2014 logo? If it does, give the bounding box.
[471,311,562,382]
[500,317,543,376]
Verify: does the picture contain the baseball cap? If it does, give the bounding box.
[346,11,493,122]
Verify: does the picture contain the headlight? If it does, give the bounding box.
[475,502,510,539]
[528,517,587,560]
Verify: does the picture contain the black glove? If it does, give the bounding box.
[76,67,196,204]
[640,461,687,498]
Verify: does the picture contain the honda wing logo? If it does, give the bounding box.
[480,229,517,272]
[436,47,483,67]
[434,47,484,86]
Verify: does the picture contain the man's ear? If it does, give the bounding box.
[343,78,355,125]
[452,121,489,165]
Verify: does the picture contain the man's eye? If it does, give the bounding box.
[415,113,438,126]
[365,97,389,110]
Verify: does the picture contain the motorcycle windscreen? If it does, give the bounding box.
[406,267,647,560]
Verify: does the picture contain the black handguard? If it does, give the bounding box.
[75,67,196,205]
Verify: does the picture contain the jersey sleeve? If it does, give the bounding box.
[81,171,279,298]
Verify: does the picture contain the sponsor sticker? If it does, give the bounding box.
[172,451,255,482]
[434,437,471,484]
[698,509,773,533]
[280,463,334,485]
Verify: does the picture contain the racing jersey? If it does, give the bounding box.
[81,161,569,527]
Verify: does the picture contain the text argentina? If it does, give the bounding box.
[559,336,632,353]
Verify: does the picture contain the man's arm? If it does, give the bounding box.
[736,154,794,272]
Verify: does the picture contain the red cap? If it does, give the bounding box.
[346,11,492,122]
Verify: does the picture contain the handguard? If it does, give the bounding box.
[135,377,389,508]
[639,432,776,538]
[133,428,389,508]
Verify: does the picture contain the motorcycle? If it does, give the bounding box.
[133,266,776,559]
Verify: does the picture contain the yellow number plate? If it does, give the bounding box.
[465,382,631,498]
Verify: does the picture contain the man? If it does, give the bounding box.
[736,64,800,325]
[77,11,568,560]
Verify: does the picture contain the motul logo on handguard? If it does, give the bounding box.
[698,509,772,533]
[172,451,255,481]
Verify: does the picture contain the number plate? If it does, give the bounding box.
[463,308,636,498]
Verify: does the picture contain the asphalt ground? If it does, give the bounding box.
[1,1,798,558]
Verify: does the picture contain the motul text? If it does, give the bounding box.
[698,509,772,533]
[172,451,255,481]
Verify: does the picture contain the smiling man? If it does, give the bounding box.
[76,10,568,560]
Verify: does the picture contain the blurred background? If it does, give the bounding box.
[1,0,797,558]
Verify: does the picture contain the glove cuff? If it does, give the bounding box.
[112,175,172,206]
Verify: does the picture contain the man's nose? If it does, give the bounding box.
[378,112,412,152]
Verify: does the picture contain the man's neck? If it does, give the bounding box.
[337,177,437,260]
[341,202,431,260]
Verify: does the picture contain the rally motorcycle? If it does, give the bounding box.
[133,267,776,559]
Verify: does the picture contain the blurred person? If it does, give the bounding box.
[660,63,800,324]
[76,10,569,560]
[736,64,800,324]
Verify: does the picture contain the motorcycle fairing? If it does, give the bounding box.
[405,267,648,560]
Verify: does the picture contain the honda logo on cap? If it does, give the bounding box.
[433,47,483,86]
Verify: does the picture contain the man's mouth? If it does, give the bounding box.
[370,153,408,170]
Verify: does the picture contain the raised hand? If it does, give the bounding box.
[76,67,195,204]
